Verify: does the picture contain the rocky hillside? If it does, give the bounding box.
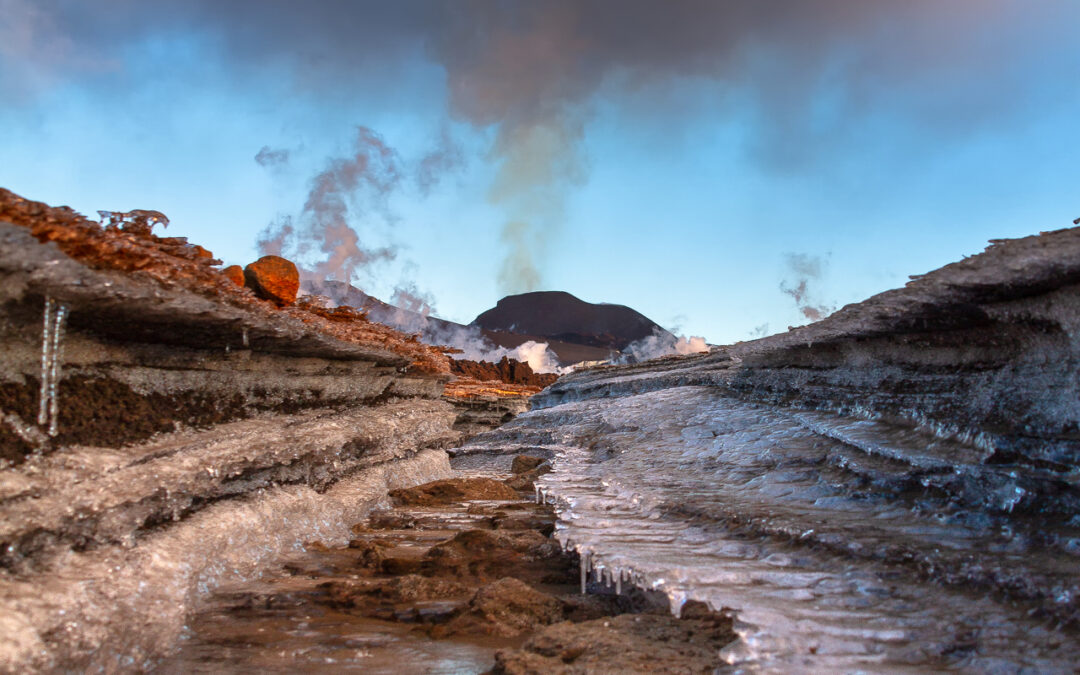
[537,225,1080,472]
[0,189,527,671]
[452,224,1080,670]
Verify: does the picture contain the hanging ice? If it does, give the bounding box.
[37,296,69,437]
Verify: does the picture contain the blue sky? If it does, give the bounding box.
[2,1,1078,343]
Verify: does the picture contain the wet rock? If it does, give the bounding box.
[511,455,545,474]
[390,478,520,506]
[381,556,424,575]
[489,612,735,674]
[441,578,563,637]
[491,510,556,537]
[345,538,387,571]
[366,511,419,530]
[243,255,299,305]
[222,264,245,287]
[423,529,567,582]
[322,575,469,610]
[504,464,552,492]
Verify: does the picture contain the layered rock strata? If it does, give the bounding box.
[456,226,1080,669]
[0,197,469,670]
[537,226,1080,472]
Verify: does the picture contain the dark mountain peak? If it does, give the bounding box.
[472,290,669,351]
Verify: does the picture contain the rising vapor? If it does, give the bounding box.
[780,253,834,322]
[257,126,400,284]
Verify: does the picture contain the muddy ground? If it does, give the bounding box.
[154,458,735,674]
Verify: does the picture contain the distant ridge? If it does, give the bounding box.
[302,283,660,365]
[472,291,671,352]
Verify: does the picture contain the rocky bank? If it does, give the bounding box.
[0,190,544,671]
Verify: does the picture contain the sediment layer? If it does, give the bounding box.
[536,226,1080,471]
[0,194,517,670]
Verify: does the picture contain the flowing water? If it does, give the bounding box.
[462,385,1080,673]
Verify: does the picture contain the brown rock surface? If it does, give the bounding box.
[504,463,552,492]
[450,357,559,388]
[244,255,299,305]
[422,528,566,582]
[511,455,545,474]
[222,264,245,286]
[490,611,735,674]
[390,477,520,506]
[156,474,735,672]
[443,577,564,637]
[323,575,469,612]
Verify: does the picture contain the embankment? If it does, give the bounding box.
[0,194,473,670]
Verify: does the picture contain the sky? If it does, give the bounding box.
[2,0,1078,344]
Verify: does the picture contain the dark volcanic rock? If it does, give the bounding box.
[473,291,669,351]
[244,255,299,305]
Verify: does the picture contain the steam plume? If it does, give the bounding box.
[621,328,709,363]
[780,253,834,322]
[257,126,400,284]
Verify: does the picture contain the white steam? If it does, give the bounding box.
[622,328,709,363]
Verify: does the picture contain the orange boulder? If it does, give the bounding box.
[222,265,245,287]
[243,255,299,305]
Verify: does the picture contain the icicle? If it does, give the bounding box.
[580,552,590,595]
[242,327,249,348]
[38,297,55,426]
[47,304,68,437]
[36,297,68,436]
[615,569,622,595]
[535,485,542,504]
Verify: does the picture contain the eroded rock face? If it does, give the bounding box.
[0,191,460,670]
[450,357,558,388]
[243,255,299,305]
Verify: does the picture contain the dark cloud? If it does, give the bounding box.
[254,145,289,167]
[10,1,1077,290]
[415,126,464,196]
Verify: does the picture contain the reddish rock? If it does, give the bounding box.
[389,478,520,506]
[422,529,566,582]
[243,255,299,305]
[511,455,545,474]
[490,611,735,674]
[442,577,563,637]
[191,244,214,259]
[222,265,245,287]
[449,357,558,388]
